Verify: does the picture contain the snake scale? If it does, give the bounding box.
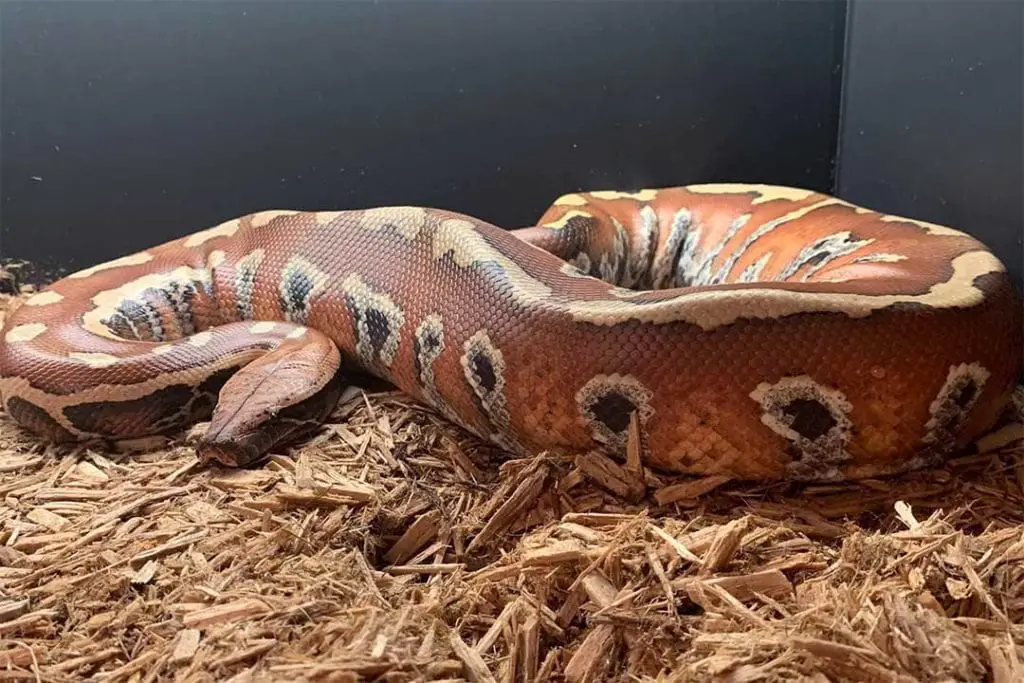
[0,184,1020,481]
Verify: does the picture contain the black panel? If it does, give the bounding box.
[0,0,846,276]
[836,0,1023,292]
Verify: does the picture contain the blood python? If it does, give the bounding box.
[0,184,1020,481]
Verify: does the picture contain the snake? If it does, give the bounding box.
[0,183,1020,481]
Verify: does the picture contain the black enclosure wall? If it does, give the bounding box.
[1,0,847,277]
[0,0,1021,296]
[837,0,1023,293]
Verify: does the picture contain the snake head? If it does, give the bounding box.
[196,371,345,467]
[193,330,345,467]
[196,419,300,467]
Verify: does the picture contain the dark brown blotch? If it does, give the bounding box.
[780,398,837,440]
[363,308,392,358]
[589,391,637,434]
[469,351,498,394]
[5,396,77,441]
[64,384,198,438]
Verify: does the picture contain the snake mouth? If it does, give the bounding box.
[195,429,273,468]
[196,416,320,468]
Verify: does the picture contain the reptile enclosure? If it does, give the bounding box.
[1,1,1022,681]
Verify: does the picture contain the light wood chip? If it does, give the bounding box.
[654,475,732,505]
[449,630,497,683]
[171,628,201,664]
[181,599,272,628]
[385,510,441,564]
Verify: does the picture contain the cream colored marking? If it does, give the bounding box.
[188,330,214,347]
[693,213,752,286]
[738,253,773,283]
[249,321,277,334]
[4,323,47,343]
[651,208,692,289]
[0,347,272,438]
[81,266,211,340]
[234,248,266,321]
[152,344,175,356]
[359,206,428,240]
[596,217,628,284]
[704,200,837,285]
[24,291,64,306]
[778,231,874,282]
[552,193,589,207]
[566,249,1002,328]
[286,326,308,339]
[852,253,908,264]
[878,214,970,237]
[686,183,818,205]
[207,250,226,268]
[539,210,594,231]
[68,352,121,368]
[628,205,658,286]
[561,255,592,278]
[588,189,659,201]
[432,219,554,298]
[250,210,298,228]
[428,210,1002,331]
[68,252,155,279]
[182,219,242,248]
[315,211,344,225]
[341,273,405,366]
[413,314,464,427]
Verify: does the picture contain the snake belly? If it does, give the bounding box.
[0,183,1020,481]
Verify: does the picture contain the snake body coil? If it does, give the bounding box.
[0,184,1020,480]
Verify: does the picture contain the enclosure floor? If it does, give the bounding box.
[1,292,1022,682]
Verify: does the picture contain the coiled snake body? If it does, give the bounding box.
[1,184,1020,481]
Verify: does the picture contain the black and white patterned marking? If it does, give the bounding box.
[776,231,873,282]
[921,362,990,455]
[278,257,328,325]
[749,375,854,481]
[651,208,692,289]
[460,330,516,450]
[340,273,406,369]
[575,374,654,453]
[234,249,265,320]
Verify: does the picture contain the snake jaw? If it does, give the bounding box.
[196,428,275,467]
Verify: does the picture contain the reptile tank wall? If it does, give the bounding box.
[0,1,1021,681]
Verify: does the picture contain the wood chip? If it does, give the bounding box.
[654,474,732,505]
[130,559,159,584]
[521,541,592,567]
[0,599,29,622]
[181,599,272,628]
[574,450,645,502]
[385,510,441,564]
[449,630,496,683]
[75,460,110,482]
[171,628,201,664]
[649,523,702,564]
[677,569,794,603]
[699,518,748,575]
[467,463,548,554]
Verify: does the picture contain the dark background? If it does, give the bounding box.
[0,0,1020,293]
[836,0,1023,292]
